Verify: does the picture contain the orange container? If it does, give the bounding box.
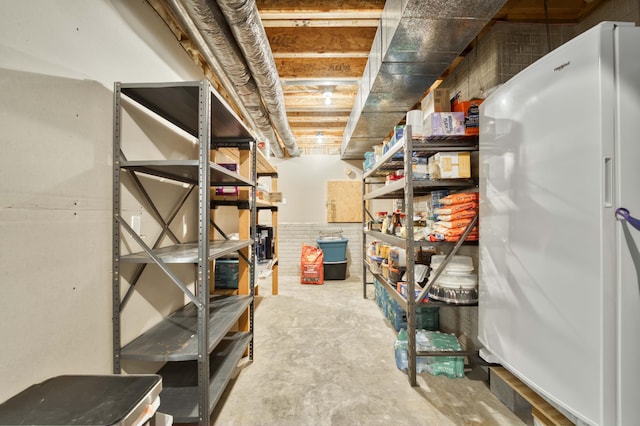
[452,97,484,136]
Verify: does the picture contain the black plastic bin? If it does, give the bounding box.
[323,260,348,280]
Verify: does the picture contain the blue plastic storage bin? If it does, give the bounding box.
[317,238,348,262]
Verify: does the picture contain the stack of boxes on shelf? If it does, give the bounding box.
[422,89,484,137]
[255,178,282,204]
[422,88,466,137]
[316,235,349,280]
[362,88,482,176]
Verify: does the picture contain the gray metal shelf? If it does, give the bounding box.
[366,261,477,309]
[365,230,437,248]
[365,230,407,247]
[367,263,408,311]
[363,139,404,178]
[120,240,252,264]
[122,160,254,187]
[364,177,476,200]
[412,135,479,151]
[362,125,479,387]
[157,332,252,423]
[364,230,477,249]
[121,296,252,362]
[114,80,257,426]
[120,82,254,142]
[363,135,479,179]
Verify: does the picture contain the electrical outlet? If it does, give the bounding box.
[131,215,141,234]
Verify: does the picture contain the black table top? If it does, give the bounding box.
[0,375,161,425]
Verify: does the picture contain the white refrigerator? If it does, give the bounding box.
[478,22,640,426]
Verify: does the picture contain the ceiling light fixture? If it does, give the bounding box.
[323,90,332,105]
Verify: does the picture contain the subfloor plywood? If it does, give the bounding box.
[326,180,361,223]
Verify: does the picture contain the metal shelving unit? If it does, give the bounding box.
[113,80,256,425]
[362,126,479,386]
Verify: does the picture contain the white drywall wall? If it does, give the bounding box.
[272,154,391,224]
[273,155,371,223]
[0,0,204,402]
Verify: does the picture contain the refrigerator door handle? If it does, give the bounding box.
[616,208,640,232]
[604,156,613,207]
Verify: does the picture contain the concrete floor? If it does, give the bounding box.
[210,275,525,426]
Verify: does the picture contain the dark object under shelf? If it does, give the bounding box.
[324,260,348,280]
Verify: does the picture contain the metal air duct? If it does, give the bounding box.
[216,0,299,157]
[341,0,508,159]
[163,0,289,157]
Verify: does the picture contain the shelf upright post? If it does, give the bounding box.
[249,141,256,360]
[112,82,123,374]
[270,173,279,295]
[237,142,253,359]
[403,125,418,386]
[362,177,368,298]
[196,80,212,425]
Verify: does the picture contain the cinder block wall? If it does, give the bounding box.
[278,223,363,278]
[440,21,574,102]
[576,0,640,32]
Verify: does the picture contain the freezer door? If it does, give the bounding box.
[614,25,640,426]
[479,22,624,426]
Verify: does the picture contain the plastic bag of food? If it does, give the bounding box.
[435,209,477,221]
[434,202,478,216]
[439,192,479,205]
[300,244,324,285]
[434,218,473,229]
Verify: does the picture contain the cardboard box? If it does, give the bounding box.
[264,192,282,202]
[421,88,450,117]
[429,152,471,179]
[452,97,484,136]
[423,112,465,137]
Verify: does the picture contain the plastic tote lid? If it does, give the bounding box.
[430,255,474,275]
[429,272,477,289]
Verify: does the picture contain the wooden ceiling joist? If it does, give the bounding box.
[274,57,366,79]
[262,19,380,28]
[266,27,376,56]
[256,0,385,19]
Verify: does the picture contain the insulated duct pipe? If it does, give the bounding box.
[215,0,299,157]
[164,0,286,157]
